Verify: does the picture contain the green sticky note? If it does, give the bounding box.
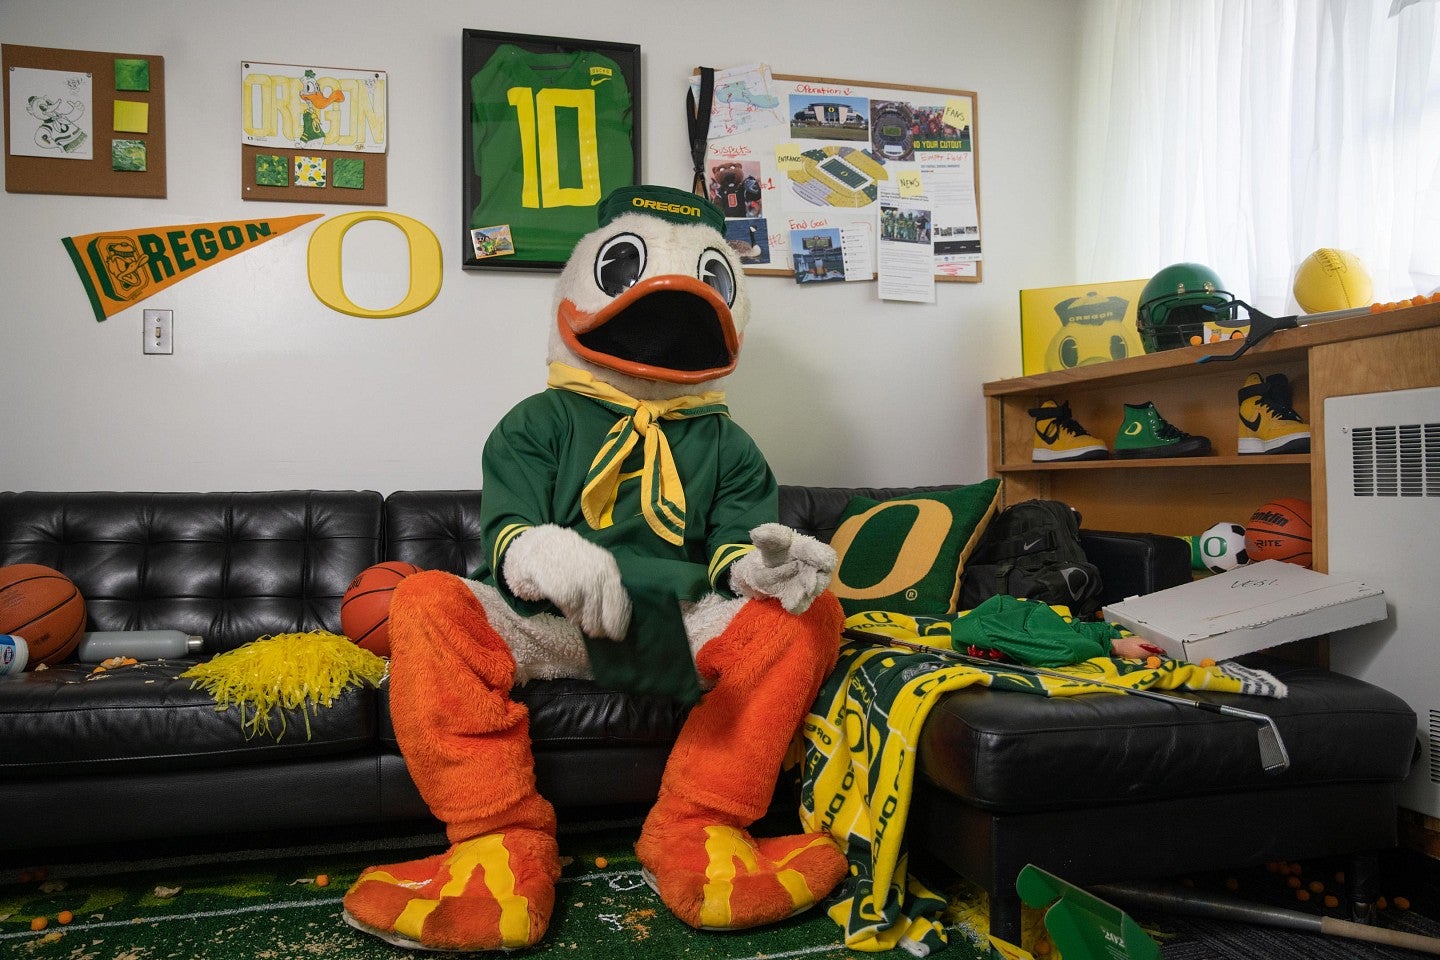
[112,139,147,172]
[114,58,150,92]
[255,154,289,187]
[332,157,365,189]
[113,100,149,134]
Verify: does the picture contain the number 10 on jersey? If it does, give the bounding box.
[506,86,602,209]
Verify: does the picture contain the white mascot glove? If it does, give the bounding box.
[728,523,836,615]
[501,524,632,640]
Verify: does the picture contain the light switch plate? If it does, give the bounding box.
[143,309,173,355]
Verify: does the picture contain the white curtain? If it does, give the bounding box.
[1074,0,1440,314]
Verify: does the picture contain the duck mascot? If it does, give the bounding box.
[342,184,847,951]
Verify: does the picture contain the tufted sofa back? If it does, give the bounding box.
[380,485,963,577]
[0,485,963,654]
[0,491,383,651]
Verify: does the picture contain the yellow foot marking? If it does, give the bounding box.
[698,827,820,929]
[387,834,532,948]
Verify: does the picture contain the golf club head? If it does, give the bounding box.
[1257,717,1291,774]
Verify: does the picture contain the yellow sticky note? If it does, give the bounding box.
[775,142,804,171]
[897,169,924,197]
[113,100,150,134]
[943,97,972,132]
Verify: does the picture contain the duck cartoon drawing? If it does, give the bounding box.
[298,69,345,144]
[26,95,87,153]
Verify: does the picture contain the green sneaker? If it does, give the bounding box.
[1113,401,1212,459]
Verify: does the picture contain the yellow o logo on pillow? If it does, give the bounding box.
[827,480,1002,618]
[830,499,953,601]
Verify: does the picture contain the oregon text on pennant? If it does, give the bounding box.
[62,214,322,321]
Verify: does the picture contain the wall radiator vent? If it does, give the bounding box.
[1327,386,1440,818]
[1348,422,1440,498]
[1432,710,1440,786]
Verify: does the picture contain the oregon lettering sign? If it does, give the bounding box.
[63,212,443,322]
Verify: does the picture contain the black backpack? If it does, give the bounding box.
[958,499,1103,616]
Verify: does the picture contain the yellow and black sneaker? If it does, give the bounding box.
[1113,401,1212,459]
[1238,372,1311,454]
[1030,399,1108,462]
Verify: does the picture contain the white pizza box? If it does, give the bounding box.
[1102,559,1387,662]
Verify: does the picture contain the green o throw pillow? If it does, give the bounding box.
[829,479,1002,617]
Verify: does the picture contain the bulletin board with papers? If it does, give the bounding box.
[689,65,982,286]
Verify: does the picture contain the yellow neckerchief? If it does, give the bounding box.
[547,362,729,545]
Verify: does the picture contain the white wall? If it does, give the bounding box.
[0,0,1080,494]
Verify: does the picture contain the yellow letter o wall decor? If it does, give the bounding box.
[307,211,442,318]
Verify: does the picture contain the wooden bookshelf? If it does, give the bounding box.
[985,300,1440,573]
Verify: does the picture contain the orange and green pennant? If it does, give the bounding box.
[62,214,321,321]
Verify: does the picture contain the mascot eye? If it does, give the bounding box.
[1059,338,1079,368]
[697,248,736,306]
[1110,335,1129,360]
[595,233,647,297]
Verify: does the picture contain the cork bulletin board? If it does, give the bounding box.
[689,67,982,283]
[240,61,388,206]
[3,43,166,198]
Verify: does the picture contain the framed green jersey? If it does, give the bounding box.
[462,30,641,270]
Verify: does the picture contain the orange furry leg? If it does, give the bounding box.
[636,593,848,930]
[343,571,559,951]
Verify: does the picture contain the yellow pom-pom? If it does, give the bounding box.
[182,632,387,740]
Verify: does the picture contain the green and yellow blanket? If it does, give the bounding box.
[799,608,1287,955]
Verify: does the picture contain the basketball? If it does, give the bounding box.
[0,564,87,665]
[341,561,422,657]
[1245,499,1313,567]
[1293,248,1372,314]
[1197,521,1250,573]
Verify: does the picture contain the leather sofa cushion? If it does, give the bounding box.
[916,654,1418,812]
[0,660,375,777]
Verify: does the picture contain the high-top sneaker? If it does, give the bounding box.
[1113,401,1212,459]
[1238,372,1311,454]
[1030,399,1108,462]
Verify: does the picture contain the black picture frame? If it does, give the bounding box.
[461,29,641,271]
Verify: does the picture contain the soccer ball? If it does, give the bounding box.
[1199,522,1250,573]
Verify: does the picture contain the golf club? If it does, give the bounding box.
[841,630,1292,774]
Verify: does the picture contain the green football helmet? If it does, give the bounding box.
[1136,262,1236,351]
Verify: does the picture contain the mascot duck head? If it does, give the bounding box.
[550,185,750,401]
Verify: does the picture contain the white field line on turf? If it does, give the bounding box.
[0,896,346,940]
[0,871,644,943]
[3,868,967,959]
[0,870,643,942]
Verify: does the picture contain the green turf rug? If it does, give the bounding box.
[0,821,992,960]
[4,819,1436,959]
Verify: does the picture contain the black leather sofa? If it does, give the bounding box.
[0,488,1417,943]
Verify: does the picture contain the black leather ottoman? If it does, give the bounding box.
[909,653,1418,942]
